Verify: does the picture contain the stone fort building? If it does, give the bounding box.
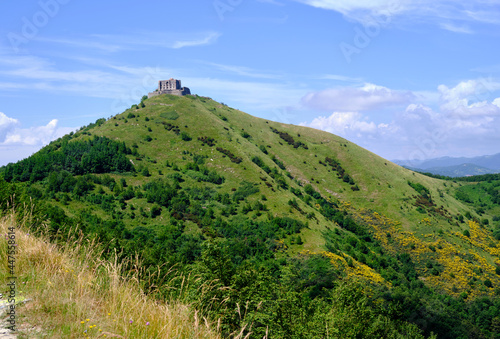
[148,78,191,98]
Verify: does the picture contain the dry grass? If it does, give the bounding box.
[0,210,221,338]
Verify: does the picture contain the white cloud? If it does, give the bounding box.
[38,31,222,52]
[0,112,76,165]
[439,22,473,34]
[0,53,307,117]
[1,117,74,146]
[299,78,500,160]
[292,0,500,30]
[438,79,500,117]
[319,74,364,83]
[292,0,401,17]
[172,32,222,49]
[36,37,122,53]
[0,54,172,101]
[301,111,378,136]
[0,112,20,141]
[301,83,414,112]
[465,9,500,25]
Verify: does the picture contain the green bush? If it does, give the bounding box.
[150,204,162,218]
[142,167,150,177]
[232,181,259,202]
[180,132,192,141]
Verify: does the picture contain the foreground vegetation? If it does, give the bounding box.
[1,94,500,337]
[0,209,221,338]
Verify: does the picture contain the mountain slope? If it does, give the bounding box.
[2,93,500,338]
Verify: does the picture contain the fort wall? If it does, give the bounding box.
[148,78,191,98]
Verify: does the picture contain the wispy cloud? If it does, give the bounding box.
[0,54,171,99]
[465,10,500,25]
[172,32,221,49]
[292,0,500,31]
[292,0,399,16]
[319,74,364,83]
[440,22,473,34]
[292,0,404,23]
[0,53,305,115]
[38,31,222,52]
[36,37,123,52]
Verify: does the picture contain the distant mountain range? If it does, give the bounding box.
[393,153,500,177]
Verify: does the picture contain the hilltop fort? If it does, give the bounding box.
[148,78,191,98]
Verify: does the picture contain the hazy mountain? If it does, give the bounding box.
[393,153,500,176]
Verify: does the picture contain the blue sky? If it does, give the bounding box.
[1,0,500,166]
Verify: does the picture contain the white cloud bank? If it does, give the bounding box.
[300,79,500,160]
[301,83,414,112]
[0,112,75,165]
[305,111,379,136]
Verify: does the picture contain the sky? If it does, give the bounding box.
[1,0,500,166]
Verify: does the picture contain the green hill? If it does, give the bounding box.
[2,93,500,338]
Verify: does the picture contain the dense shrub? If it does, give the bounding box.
[216,147,242,164]
[180,132,192,141]
[270,127,308,149]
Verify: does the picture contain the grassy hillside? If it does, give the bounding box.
[0,211,220,338]
[92,94,500,295]
[2,93,500,338]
